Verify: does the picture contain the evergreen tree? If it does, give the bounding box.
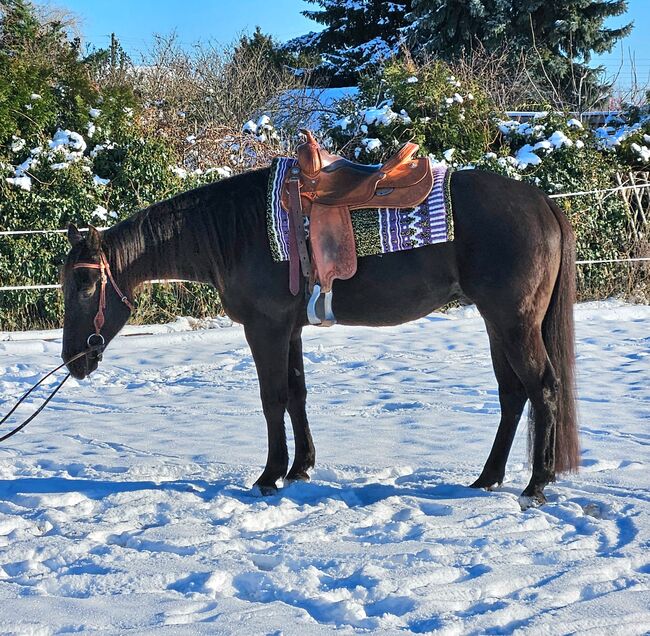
[285,0,413,85]
[408,0,632,105]
[232,26,293,73]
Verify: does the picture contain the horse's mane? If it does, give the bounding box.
[102,167,270,288]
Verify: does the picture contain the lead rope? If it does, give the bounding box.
[0,345,103,443]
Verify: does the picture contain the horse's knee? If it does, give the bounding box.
[260,388,289,417]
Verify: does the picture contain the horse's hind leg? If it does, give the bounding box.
[244,321,291,494]
[285,329,316,482]
[494,321,560,507]
[470,327,528,490]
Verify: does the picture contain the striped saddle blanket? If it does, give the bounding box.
[266,157,454,263]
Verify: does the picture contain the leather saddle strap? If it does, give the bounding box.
[287,169,311,295]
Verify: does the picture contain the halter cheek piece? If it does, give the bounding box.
[73,251,135,349]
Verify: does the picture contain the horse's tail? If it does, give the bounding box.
[540,198,580,473]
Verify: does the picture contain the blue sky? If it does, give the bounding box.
[45,0,650,91]
[46,0,317,50]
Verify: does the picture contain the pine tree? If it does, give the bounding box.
[232,27,293,73]
[409,0,632,105]
[285,0,413,85]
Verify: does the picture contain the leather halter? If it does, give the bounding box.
[73,250,134,343]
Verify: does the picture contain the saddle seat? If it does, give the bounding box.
[292,131,432,209]
[281,130,434,322]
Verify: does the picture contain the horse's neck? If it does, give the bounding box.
[106,202,217,291]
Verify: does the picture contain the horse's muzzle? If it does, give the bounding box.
[63,350,100,380]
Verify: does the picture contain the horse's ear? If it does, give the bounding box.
[87,224,102,252]
[67,223,83,246]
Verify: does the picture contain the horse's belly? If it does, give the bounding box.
[330,244,460,327]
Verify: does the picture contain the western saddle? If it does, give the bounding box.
[281,130,434,326]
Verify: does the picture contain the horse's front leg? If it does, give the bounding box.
[244,321,291,494]
[285,329,315,482]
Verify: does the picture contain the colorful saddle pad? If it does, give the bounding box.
[266,157,454,263]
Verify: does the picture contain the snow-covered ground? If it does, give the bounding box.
[0,300,648,635]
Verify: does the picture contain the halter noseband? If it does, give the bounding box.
[73,251,135,347]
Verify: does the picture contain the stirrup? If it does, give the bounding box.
[307,284,336,327]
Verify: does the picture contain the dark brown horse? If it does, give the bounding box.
[61,167,579,508]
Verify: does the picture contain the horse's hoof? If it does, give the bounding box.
[251,483,279,497]
[469,476,502,491]
[518,491,547,510]
[284,471,311,484]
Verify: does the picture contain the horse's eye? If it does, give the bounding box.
[78,285,96,300]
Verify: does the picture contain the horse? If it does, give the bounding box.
[60,166,579,508]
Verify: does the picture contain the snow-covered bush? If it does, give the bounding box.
[1,5,292,330]
[492,110,640,298]
[592,99,650,167]
[325,57,500,165]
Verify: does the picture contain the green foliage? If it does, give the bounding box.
[0,121,227,329]
[285,0,413,85]
[525,147,630,298]
[481,110,642,298]
[0,0,98,148]
[233,27,294,74]
[0,1,228,331]
[326,58,499,164]
[408,0,632,106]
[131,283,223,326]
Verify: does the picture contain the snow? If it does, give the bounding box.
[595,123,642,149]
[514,144,543,169]
[362,137,382,152]
[334,115,353,131]
[91,205,117,221]
[363,104,399,127]
[49,129,86,155]
[169,166,188,179]
[548,130,574,149]
[205,166,232,179]
[242,120,257,135]
[631,143,650,163]
[93,175,110,187]
[14,157,33,177]
[443,148,455,162]
[10,136,25,153]
[0,300,648,633]
[5,175,32,191]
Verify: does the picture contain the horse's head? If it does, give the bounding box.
[61,224,134,379]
